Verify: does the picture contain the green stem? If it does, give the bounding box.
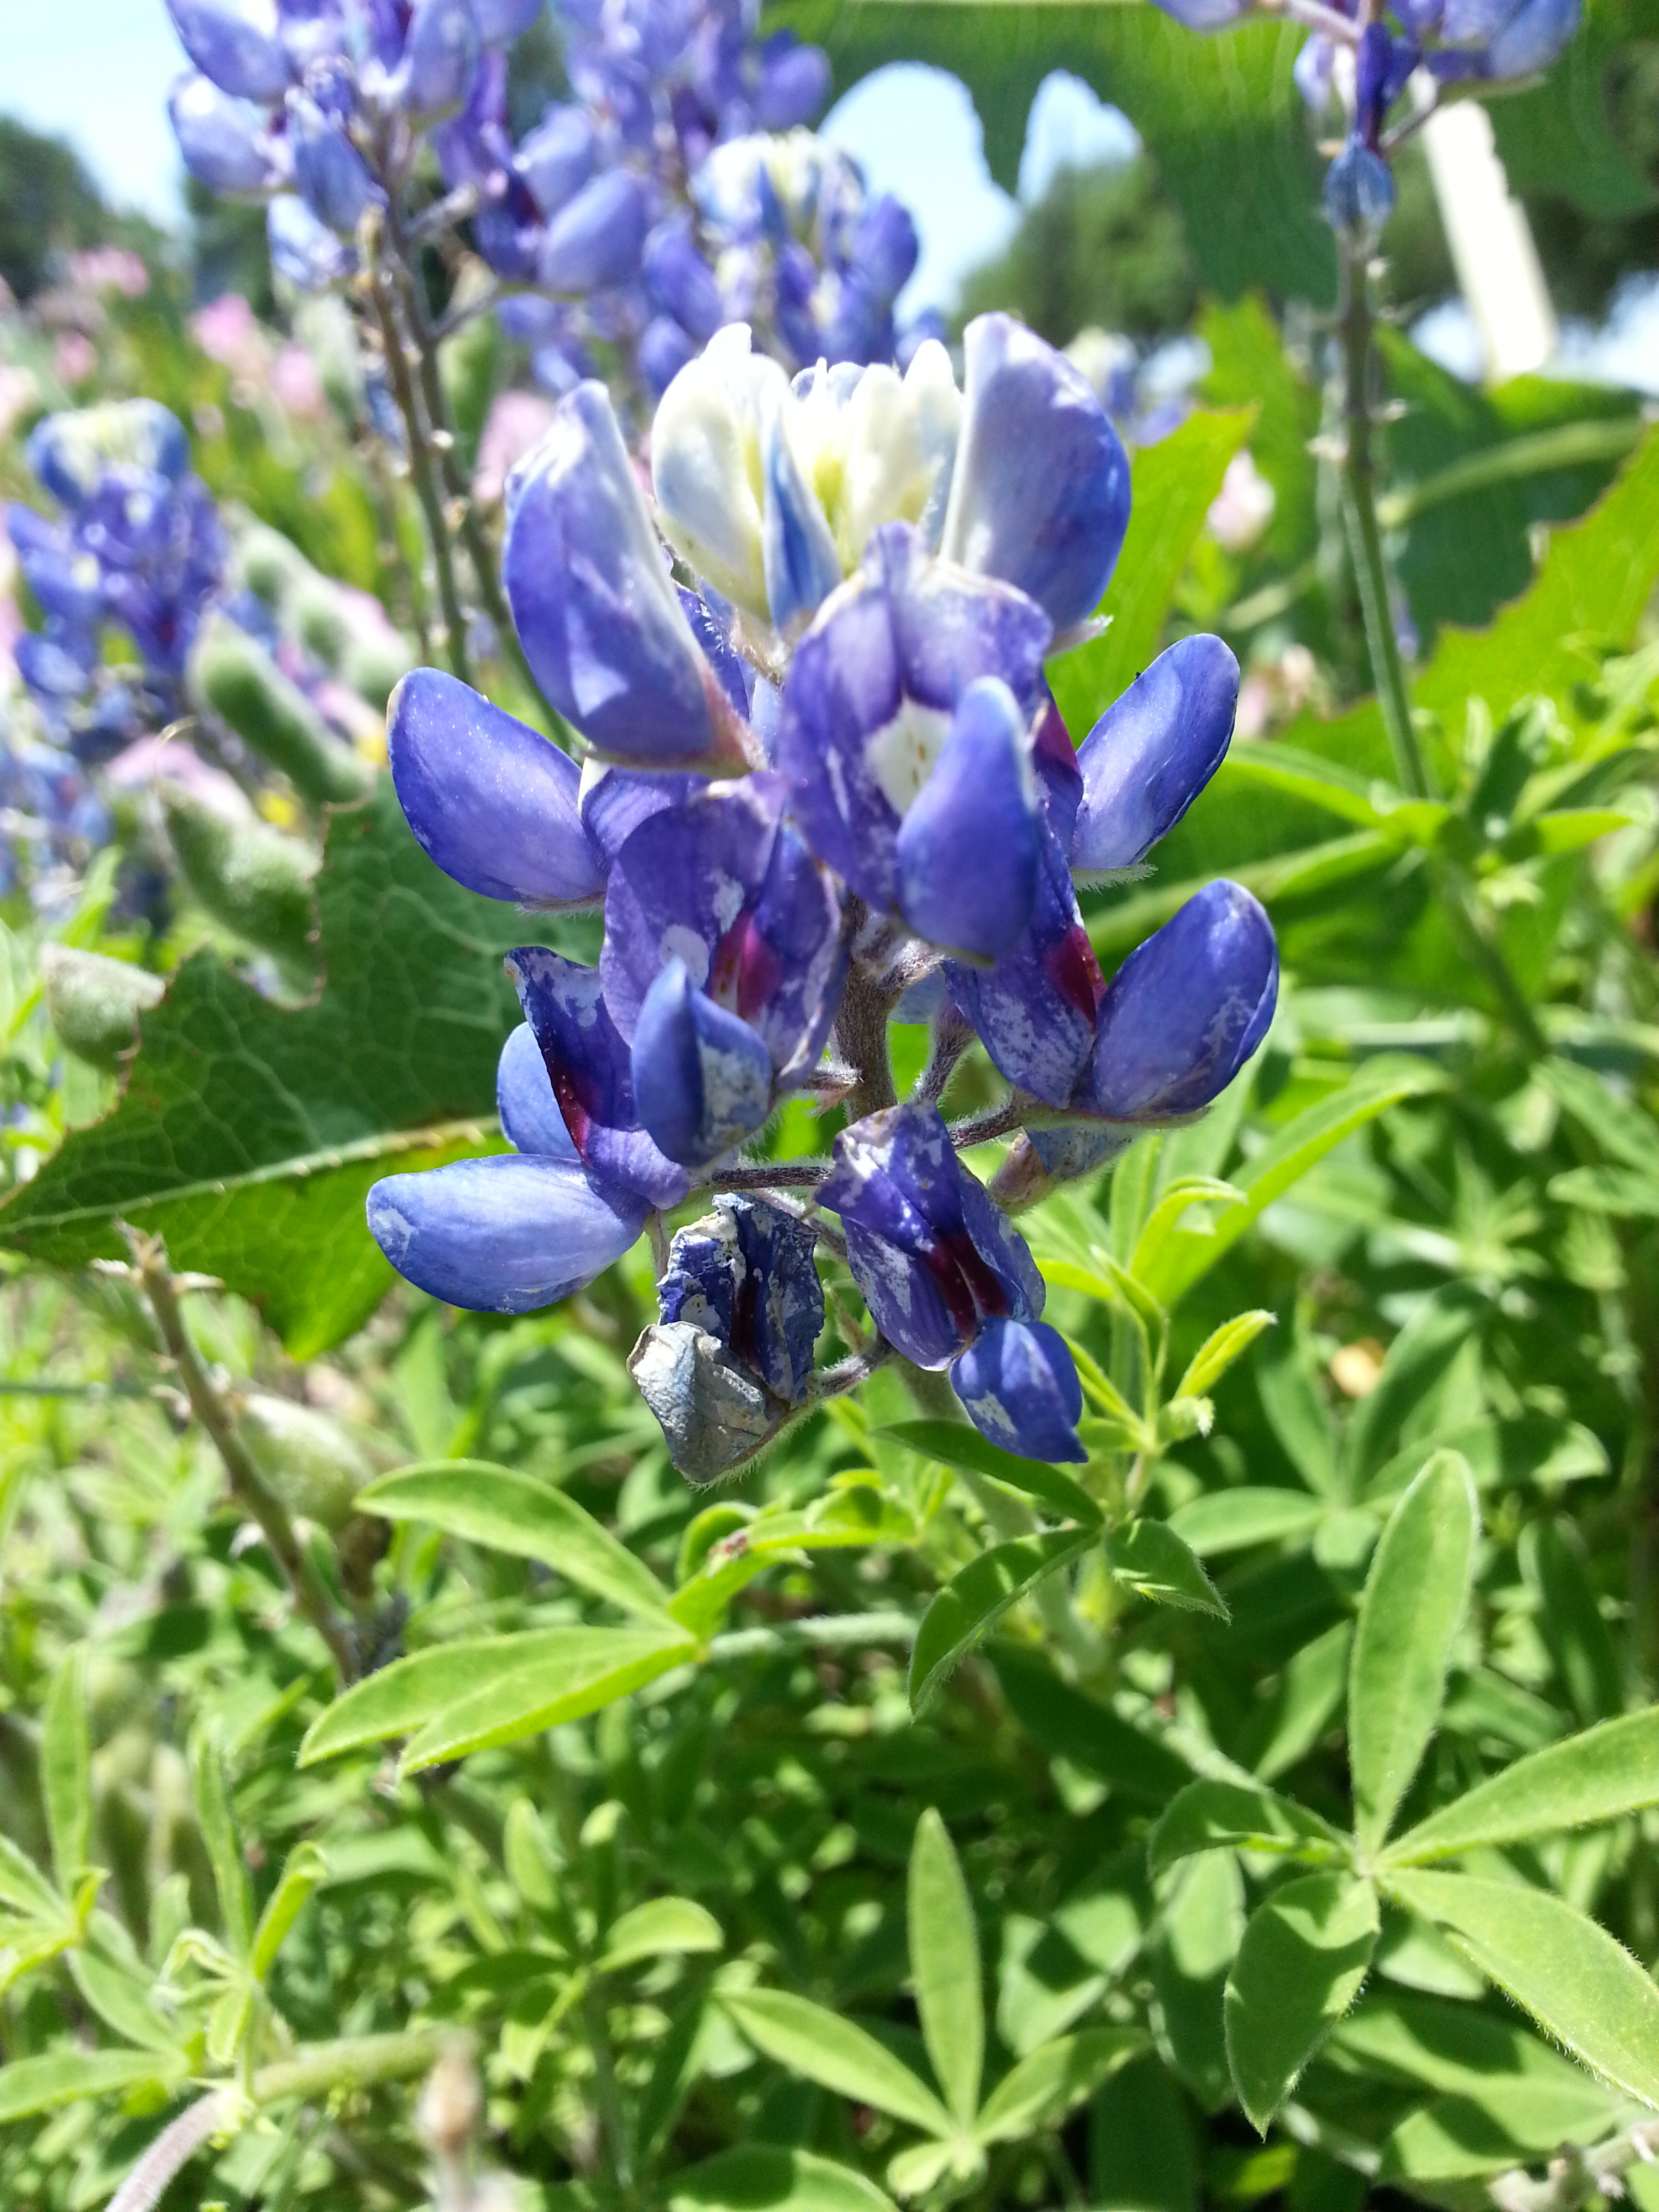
[1338,246,1429,800]
[706,1610,916,1663]
[251,2030,450,2107]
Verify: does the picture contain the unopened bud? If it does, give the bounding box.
[628,1321,780,1483]
[190,617,372,806]
[1323,138,1395,252]
[40,945,165,1069]
[239,1392,370,1530]
[159,782,319,969]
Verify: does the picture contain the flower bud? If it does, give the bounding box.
[169,73,279,194]
[404,0,480,113]
[190,617,372,806]
[538,169,648,293]
[1071,634,1239,878]
[239,1391,370,1528]
[159,781,318,969]
[1323,138,1396,251]
[517,102,596,218]
[951,1317,1086,1464]
[166,0,291,102]
[40,947,165,1070]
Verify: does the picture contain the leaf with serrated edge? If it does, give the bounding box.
[1349,1452,1479,1855]
[909,1531,1095,1715]
[1105,1520,1229,1618]
[909,1811,983,2127]
[1148,1781,1350,1875]
[722,1989,954,2137]
[1385,1871,1659,2109]
[359,1461,674,1624]
[1224,1871,1379,2133]
[1386,1708,1659,1866]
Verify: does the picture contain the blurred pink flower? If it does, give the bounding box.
[66,247,149,298]
[0,363,39,443]
[1206,451,1276,554]
[474,391,557,505]
[54,332,97,387]
[270,342,326,419]
[108,738,253,823]
[192,293,266,374]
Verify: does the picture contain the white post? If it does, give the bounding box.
[1421,98,1558,382]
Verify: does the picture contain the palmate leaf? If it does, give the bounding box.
[1148,1781,1349,1875]
[1103,1519,1228,1618]
[0,778,569,1356]
[973,2026,1144,2144]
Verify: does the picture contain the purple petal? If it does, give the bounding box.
[507,945,691,1207]
[762,392,842,638]
[166,0,291,100]
[404,0,481,111]
[577,757,705,865]
[497,1021,579,1160]
[367,1155,646,1313]
[517,102,596,218]
[895,677,1041,959]
[1086,881,1279,1121]
[169,73,279,193]
[267,194,356,289]
[952,1318,1086,1462]
[504,382,732,767]
[1031,688,1084,851]
[642,213,724,343]
[947,825,1103,1107]
[388,668,604,905]
[1072,635,1238,876]
[290,91,378,233]
[941,314,1130,635]
[754,33,831,127]
[539,169,648,293]
[475,0,546,41]
[631,959,775,1168]
[658,1192,824,1403]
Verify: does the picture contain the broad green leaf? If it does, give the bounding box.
[599,1897,722,1972]
[1385,1871,1659,2108]
[192,1736,253,1959]
[398,1629,697,1771]
[1050,411,1252,739]
[1139,1059,1444,1305]
[0,778,583,1355]
[358,1460,675,1625]
[1519,1517,1622,1727]
[0,2047,185,2121]
[882,1420,1101,1528]
[68,1946,178,2055]
[974,2026,1144,2146]
[41,1649,91,1891]
[300,1626,684,1764]
[908,1810,982,2127]
[1349,1453,1479,1855]
[668,2146,897,2212]
[1386,1709,1659,1866]
[1176,1312,1276,1404]
[1148,1782,1349,1875]
[1332,1988,1599,2095]
[666,1491,915,1639]
[1253,1620,1353,1783]
[722,1989,954,2137]
[1223,1872,1378,2133]
[909,1531,1096,1715]
[1168,1488,1326,1559]
[1105,1520,1227,1618]
[251,1841,329,1980]
[1153,1849,1246,2110]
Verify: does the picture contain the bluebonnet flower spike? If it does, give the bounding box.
[657,1195,825,1405]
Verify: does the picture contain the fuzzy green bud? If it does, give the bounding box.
[39,946,165,1069]
[190,617,372,806]
[239,1392,371,1530]
[159,783,319,969]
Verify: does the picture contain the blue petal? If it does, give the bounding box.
[165,0,291,100]
[404,0,481,111]
[497,1021,579,1160]
[940,314,1130,635]
[754,33,831,127]
[659,1194,824,1404]
[504,383,731,767]
[169,73,278,193]
[516,102,596,218]
[762,392,842,637]
[290,93,378,233]
[577,758,705,866]
[367,1155,645,1314]
[1086,880,1279,1121]
[642,213,725,343]
[539,169,647,292]
[508,945,691,1208]
[895,677,1041,960]
[474,0,545,41]
[387,667,604,905]
[1071,635,1239,876]
[631,959,775,1168]
[952,1319,1086,1462]
[267,194,356,289]
[947,823,1103,1107]
[1031,688,1083,851]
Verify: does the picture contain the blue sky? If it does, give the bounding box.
[1,2,1137,312]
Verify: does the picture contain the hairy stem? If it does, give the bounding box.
[124,1230,359,1684]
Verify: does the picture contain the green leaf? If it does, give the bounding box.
[1148,1782,1350,1875]
[1385,1709,1659,1866]
[1176,1312,1276,1404]
[1104,1520,1228,1618]
[908,1810,983,2127]
[1380,2078,1635,2182]
[191,1736,253,1959]
[1223,1872,1379,2133]
[251,1841,329,1981]
[1519,1517,1622,1727]
[668,2147,897,2212]
[0,2048,184,2123]
[882,1420,1101,1528]
[0,1835,67,1923]
[598,1897,723,1973]
[722,1989,954,2137]
[1385,1871,1659,2108]
[991,1649,1193,1803]
[398,1629,697,1772]
[358,1461,676,1625]
[0,777,583,1355]
[1256,1339,1340,1499]
[1138,1059,1444,1305]
[1548,1164,1659,1218]
[68,1945,178,2055]
[974,2027,1144,2146]
[1168,1488,1326,1559]
[299,1626,691,1765]
[1341,1294,1479,1490]
[1128,1179,1247,1289]
[1348,1452,1479,1856]
[909,1531,1095,1715]
[41,1649,91,1891]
